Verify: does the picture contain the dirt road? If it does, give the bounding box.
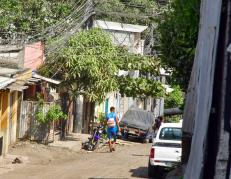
[0,140,161,179]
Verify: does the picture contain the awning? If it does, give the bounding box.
[31,73,60,85]
[93,20,148,33]
[7,83,28,91]
[0,76,16,89]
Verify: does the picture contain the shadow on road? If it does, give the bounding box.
[89,178,129,179]
[130,167,167,179]
[130,167,149,178]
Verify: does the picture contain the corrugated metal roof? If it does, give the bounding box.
[93,20,148,33]
[32,73,60,85]
[7,83,28,91]
[0,76,16,89]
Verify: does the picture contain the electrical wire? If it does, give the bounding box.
[0,0,160,83]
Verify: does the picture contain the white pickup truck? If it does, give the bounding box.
[148,122,182,178]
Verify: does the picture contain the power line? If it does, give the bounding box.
[0,0,91,45]
[95,10,154,19]
[0,0,160,82]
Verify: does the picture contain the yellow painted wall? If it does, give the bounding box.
[0,91,10,156]
[95,102,105,119]
[9,91,18,144]
[0,93,2,133]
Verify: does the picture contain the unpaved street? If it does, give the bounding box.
[0,141,164,179]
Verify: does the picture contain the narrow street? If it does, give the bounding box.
[0,141,165,179]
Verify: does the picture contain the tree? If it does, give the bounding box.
[40,28,119,102]
[115,47,164,98]
[118,77,164,98]
[164,85,184,109]
[157,0,201,91]
[94,0,160,26]
[40,28,164,134]
[40,28,164,101]
[0,0,79,43]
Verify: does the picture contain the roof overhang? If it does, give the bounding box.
[31,73,61,85]
[93,20,148,33]
[0,77,16,89]
[7,83,28,91]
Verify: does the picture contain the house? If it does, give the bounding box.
[0,43,60,156]
[93,20,147,54]
[0,67,32,156]
[93,20,165,121]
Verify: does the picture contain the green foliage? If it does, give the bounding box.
[94,0,160,25]
[115,47,161,74]
[164,115,182,123]
[47,105,67,122]
[37,93,45,106]
[96,112,106,124]
[40,28,119,102]
[40,28,164,102]
[35,96,66,124]
[35,110,47,124]
[158,0,200,90]
[0,0,77,34]
[165,86,184,109]
[118,77,165,98]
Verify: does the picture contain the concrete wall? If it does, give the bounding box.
[24,41,44,70]
[105,30,144,55]
[0,46,24,68]
[94,93,146,120]
[0,42,44,70]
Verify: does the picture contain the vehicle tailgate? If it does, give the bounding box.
[154,142,181,162]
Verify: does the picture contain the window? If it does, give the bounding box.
[159,127,182,141]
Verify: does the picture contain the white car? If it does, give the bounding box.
[148,122,182,177]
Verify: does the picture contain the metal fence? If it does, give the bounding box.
[18,101,54,143]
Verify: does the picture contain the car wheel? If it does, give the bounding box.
[92,140,99,151]
[123,133,129,140]
[148,160,156,178]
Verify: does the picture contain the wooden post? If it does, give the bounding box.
[61,92,68,140]
[183,0,222,178]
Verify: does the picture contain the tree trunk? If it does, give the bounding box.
[67,99,73,133]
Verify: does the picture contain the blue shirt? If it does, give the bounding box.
[106,112,117,131]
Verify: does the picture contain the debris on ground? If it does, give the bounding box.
[12,158,22,164]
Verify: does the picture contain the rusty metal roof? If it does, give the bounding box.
[7,83,28,91]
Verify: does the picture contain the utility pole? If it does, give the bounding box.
[73,96,84,133]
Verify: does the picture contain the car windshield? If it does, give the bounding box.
[159,127,182,141]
